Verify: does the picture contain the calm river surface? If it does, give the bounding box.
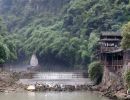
[0,92,110,100]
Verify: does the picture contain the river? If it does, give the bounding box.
[0,91,110,100]
[3,67,110,100]
[16,72,110,100]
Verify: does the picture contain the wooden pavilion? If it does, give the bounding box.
[96,31,124,71]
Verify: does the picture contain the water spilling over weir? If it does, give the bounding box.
[19,72,91,86]
[17,54,92,86]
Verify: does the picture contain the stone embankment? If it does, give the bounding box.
[0,71,93,92]
[25,84,93,92]
[89,81,130,100]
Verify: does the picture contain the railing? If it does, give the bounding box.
[100,47,119,53]
[94,46,120,56]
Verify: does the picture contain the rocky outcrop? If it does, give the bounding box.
[92,66,125,99]
[0,71,25,93]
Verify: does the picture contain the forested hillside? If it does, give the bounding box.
[0,0,70,31]
[0,0,130,67]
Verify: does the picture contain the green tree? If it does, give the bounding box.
[0,43,8,64]
[0,18,17,64]
[88,61,103,84]
[121,22,130,49]
[1,0,129,67]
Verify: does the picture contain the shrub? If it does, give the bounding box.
[0,43,8,64]
[88,61,103,84]
[125,70,130,88]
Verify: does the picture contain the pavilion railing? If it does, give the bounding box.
[100,47,119,53]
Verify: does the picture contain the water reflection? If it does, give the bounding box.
[0,92,110,100]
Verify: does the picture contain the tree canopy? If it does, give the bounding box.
[0,18,17,64]
[121,22,130,49]
[0,0,130,67]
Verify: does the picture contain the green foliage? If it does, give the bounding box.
[4,37,17,61]
[0,0,69,32]
[121,22,130,49]
[0,17,8,36]
[88,32,99,56]
[0,18,17,64]
[88,61,103,84]
[1,0,130,67]
[63,0,130,35]
[0,43,8,64]
[125,70,130,88]
[21,24,95,66]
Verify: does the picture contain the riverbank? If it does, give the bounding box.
[0,70,91,92]
[0,70,128,99]
[0,70,34,93]
[89,83,130,100]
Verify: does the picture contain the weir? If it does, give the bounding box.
[19,72,91,86]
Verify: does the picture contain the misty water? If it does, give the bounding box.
[0,92,110,100]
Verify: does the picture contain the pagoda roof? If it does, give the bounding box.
[98,48,123,54]
[101,31,121,37]
[99,38,121,42]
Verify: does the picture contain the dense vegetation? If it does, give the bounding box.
[121,22,130,49]
[0,0,130,67]
[125,70,130,89]
[0,18,17,64]
[88,61,103,84]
